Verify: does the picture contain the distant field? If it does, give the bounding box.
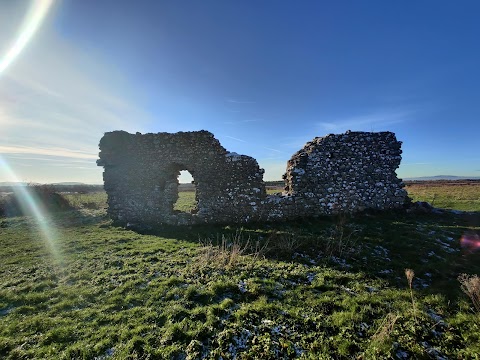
[405,180,480,211]
[63,191,107,210]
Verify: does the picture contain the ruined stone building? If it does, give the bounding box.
[97,130,407,226]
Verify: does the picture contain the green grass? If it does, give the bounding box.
[406,183,480,212]
[1,191,479,359]
[173,191,197,213]
[63,191,107,211]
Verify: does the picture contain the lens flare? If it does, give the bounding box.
[460,233,480,252]
[0,0,59,259]
[0,0,55,75]
[0,156,61,262]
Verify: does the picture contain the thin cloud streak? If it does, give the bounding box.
[0,145,97,159]
[226,99,256,104]
[317,109,414,132]
[4,66,149,135]
[0,13,155,182]
[224,135,247,143]
[5,154,94,163]
[402,162,433,166]
[261,157,284,161]
[263,147,285,154]
[222,119,259,125]
[48,164,96,169]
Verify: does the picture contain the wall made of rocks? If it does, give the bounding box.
[97,130,407,226]
[282,131,407,215]
[97,130,266,226]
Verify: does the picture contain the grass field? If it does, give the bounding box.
[63,192,108,211]
[173,191,197,213]
[0,183,479,359]
[405,181,480,212]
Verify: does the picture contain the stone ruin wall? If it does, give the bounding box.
[97,130,408,227]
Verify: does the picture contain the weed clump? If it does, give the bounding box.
[197,231,267,269]
[324,215,360,257]
[458,273,480,313]
[405,268,417,321]
[266,231,302,257]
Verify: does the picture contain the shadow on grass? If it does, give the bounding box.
[4,205,477,301]
[1,207,479,359]
[132,210,480,299]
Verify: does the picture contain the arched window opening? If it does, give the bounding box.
[174,170,198,213]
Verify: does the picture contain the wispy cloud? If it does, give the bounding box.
[0,7,153,182]
[0,145,98,159]
[224,135,246,143]
[402,162,433,166]
[226,98,256,104]
[263,147,285,154]
[48,163,97,169]
[5,154,95,164]
[276,136,315,150]
[222,119,259,125]
[317,108,414,133]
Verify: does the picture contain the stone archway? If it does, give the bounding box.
[97,130,267,226]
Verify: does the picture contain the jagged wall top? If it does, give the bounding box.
[284,131,405,213]
[98,130,407,226]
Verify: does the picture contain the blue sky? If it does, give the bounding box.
[1,0,479,183]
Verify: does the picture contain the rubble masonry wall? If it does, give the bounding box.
[97,130,407,226]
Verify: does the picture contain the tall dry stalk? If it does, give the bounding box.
[458,274,480,313]
[197,231,267,270]
[325,215,360,258]
[268,231,301,255]
[405,268,417,321]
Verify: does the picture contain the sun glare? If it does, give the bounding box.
[0,0,55,75]
[0,0,60,261]
[0,156,61,262]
